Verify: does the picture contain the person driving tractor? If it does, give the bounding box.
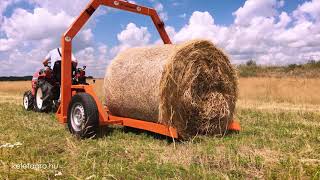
[43,47,77,68]
[42,47,78,82]
[40,47,76,108]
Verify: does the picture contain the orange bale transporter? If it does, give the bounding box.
[55,0,240,139]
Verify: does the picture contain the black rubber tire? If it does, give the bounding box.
[34,80,53,112]
[23,90,33,111]
[67,93,99,139]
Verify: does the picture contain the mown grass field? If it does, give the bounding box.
[0,78,320,179]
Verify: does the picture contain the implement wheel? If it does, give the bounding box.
[67,93,99,138]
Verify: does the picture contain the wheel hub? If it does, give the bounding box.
[36,88,43,109]
[23,96,29,109]
[71,104,85,131]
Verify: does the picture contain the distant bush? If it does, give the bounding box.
[288,64,297,69]
[306,60,320,68]
[307,60,316,64]
[238,65,258,77]
[237,59,320,78]
[285,64,302,72]
[246,60,257,66]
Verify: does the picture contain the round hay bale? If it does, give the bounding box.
[104,40,238,139]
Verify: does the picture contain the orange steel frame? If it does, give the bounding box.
[56,0,178,138]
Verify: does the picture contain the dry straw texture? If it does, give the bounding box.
[104,40,238,138]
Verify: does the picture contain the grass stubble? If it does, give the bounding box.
[0,78,319,179]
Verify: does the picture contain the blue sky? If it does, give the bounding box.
[69,0,306,47]
[0,0,320,77]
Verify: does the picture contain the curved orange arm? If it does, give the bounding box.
[58,0,172,122]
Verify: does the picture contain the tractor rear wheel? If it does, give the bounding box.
[34,80,52,112]
[67,93,99,138]
[23,90,33,111]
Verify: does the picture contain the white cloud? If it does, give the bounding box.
[124,0,320,66]
[80,29,93,42]
[1,8,73,42]
[164,26,176,40]
[154,2,168,21]
[154,25,176,45]
[0,7,75,57]
[159,12,168,22]
[179,13,187,19]
[0,7,94,52]
[0,0,21,26]
[233,0,282,26]
[0,1,11,24]
[276,12,291,28]
[75,44,110,77]
[111,23,151,55]
[0,0,112,77]
[128,0,136,4]
[0,2,100,76]
[169,0,320,65]
[27,0,88,16]
[0,1,12,14]
[173,11,228,45]
[75,47,95,64]
[0,38,15,51]
[293,0,320,21]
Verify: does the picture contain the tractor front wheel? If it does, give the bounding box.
[34,80,52,112]
[23,90,33,111]
[67,93,99,138]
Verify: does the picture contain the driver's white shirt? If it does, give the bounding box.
[45,47,77,68]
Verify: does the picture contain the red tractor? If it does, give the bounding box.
[23,62,87,112]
